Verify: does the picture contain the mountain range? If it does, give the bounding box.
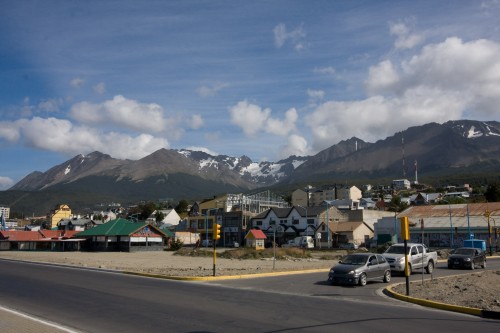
[3,120,500,215]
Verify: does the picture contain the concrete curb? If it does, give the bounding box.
[124,268,330,281]
[384,282,500,320]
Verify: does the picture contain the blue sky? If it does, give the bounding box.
[1,0,500,189]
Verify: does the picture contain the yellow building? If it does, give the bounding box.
[48,204,72,229]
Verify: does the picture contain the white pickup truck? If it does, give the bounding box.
[382,243,437,275]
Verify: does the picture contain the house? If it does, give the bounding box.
[75,218,170,252]
[315,220,374,247]
[392,179,411,190]
[245,229,267,250]
[291,188,309,207]
[409,192,441,205]
[339,185,362,201]
[48,204,72,229]
[0,229,80,251]
[147,209,181,227]
[57,217,97,231]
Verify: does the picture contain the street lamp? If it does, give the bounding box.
[325,201,331,249]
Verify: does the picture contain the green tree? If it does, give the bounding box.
[175,200,189,214]
[484,183,500,202]
[387,196,408,213]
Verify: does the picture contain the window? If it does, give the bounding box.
[270,220,276,225]
[292,219,299,225]
[307,218,314,225]
[256,221,262,226]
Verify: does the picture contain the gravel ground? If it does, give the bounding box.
[391,269,500,312]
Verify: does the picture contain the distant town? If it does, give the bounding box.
[1,177,499,254]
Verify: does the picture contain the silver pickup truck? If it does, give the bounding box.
[382,243,437,275]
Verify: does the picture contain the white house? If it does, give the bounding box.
[148,209,181,226]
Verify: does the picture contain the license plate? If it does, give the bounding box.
[454,260,459,264]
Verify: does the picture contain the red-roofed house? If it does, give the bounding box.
[245,229,267,250]
[0,229,82,251]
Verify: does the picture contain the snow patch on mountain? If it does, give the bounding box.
[466,126,483,138]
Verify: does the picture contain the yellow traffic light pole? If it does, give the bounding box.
[400,216,410,296]
[213,223,221,276]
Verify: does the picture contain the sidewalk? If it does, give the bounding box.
[0,306,78,333]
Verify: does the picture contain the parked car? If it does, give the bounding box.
[447,247,486,270]
[201,239,213,247]
[328,253,391,286]
[339,242,358,250]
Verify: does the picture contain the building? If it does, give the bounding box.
[48,204,72,229]
[185,191,288,246]
[75,218,170,252]
[338,185,362,201]
[245,229,267,250]
[309,185,336,206]
[373,202,500,249]
[147,209,181,227]
[392,179,411,190]
[0,205,10,219]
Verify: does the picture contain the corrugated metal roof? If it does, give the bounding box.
[75,218,167,237]
[398,203,500,231]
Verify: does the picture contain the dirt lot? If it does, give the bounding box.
[1,250,499,312]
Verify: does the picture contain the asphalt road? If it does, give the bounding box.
[0,259,499,333]
[208,258,500,300]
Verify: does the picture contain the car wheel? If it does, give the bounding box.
[359,273,367,286]
[481,260,486,269]
[425,261,434,274]
[383,270,391,283]
[470,261,475,270]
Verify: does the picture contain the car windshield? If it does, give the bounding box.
[385,246,409,254]
[340,254,368,265]
[454,248,475,255]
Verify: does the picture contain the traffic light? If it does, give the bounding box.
[400,216,410,241]
[213,223,221,240]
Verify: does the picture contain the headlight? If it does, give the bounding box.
[329,269,335,273]
[397,257,405,263]
[464,258,471,262]
[347,270,355,275]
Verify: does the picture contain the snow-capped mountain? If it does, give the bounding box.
[8,120,500,204]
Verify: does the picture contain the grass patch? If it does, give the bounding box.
[174,247,313,260]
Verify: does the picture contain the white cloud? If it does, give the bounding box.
[278,134,310,158]
[307,89,325,100]
[365,60,400,94]
[229,101,298,137]
[0,121,21,141]
[70,78,84,88]
[185,146,219,156]
[0,176,14,190]
[189,114,204,130]
[273,23,306,50]
[38,98,63,113]
[196,82,228,97]
[389,20,424,50]
[229,100,271,136]
[71,95,167,133]
[313,66,336,75]
[93,82,106,95]
[266,108,298,136]
[1,117,168,160]
[306,37,500,152]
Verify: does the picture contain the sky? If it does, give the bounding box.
[1,0,500,190]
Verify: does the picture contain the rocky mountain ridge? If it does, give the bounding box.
[7,120,500,204]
